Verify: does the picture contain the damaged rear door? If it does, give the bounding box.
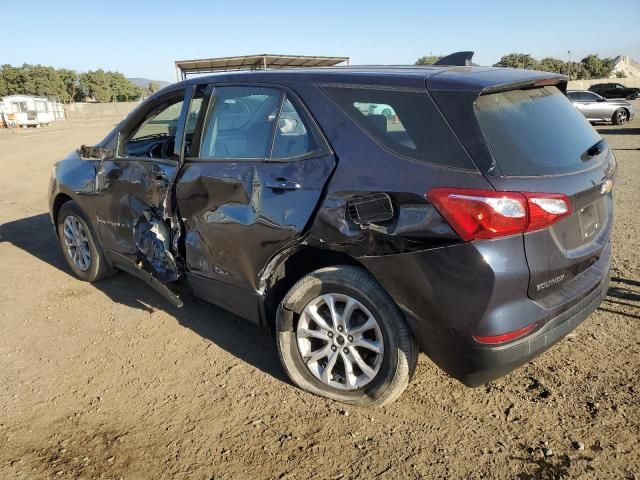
[175,84,335,319]
[93,87,200,302]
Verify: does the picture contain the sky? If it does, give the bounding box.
[3,0,639,82]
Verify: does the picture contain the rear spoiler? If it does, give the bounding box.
[480,76,568,95]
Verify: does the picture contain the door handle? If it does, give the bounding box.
[153,174,169,187]
[265,178,301,191]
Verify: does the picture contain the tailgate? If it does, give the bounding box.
[473,86,615,302]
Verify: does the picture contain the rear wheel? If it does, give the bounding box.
[276,266,417,406]
[56,201,115,282]
[612,108,628,125]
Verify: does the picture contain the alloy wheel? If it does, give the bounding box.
[63,215,91,271]
[296,293,384,390]
[617,110,628,124]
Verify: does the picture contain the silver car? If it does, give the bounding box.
[567,90,635,125]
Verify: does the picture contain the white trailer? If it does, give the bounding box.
[0,95,64,127]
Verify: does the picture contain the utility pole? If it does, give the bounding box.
[568,50,572,80]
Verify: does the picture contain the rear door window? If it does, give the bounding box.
[200,86,282,159]
[323,86,475,170]
[271,95,318,159]
[474,86,601,176]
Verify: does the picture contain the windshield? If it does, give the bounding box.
[475,86,602,176]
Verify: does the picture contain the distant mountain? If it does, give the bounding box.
[127,77,172,90]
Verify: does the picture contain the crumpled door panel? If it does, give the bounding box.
[94,159,181,283]
[176,155,336,291]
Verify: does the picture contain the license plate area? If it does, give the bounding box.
[579,203,599,240]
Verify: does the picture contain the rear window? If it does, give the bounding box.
[324,86,475,170]
[475,86,601,176]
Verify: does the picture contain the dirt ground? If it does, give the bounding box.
[0,108,638,480]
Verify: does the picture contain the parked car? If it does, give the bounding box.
[49,63,614,406]
[588,82,639,100]
[567,90,635,124]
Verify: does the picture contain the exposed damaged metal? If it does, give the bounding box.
[133,207,179,283]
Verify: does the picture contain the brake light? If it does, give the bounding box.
[473,322,538,345]
[426,188,571,241]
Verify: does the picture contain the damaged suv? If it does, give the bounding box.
[49,54,614,406]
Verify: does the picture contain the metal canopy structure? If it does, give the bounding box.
[174,54,350,80]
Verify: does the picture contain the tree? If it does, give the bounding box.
[57,68,79,102]
[537,57,566,74]
[0,64,141,102]
[580,54,615,79]
[1,64,27,95]
[79,69,112,102]
[415,55,442,65]
[614,70,627,78]
[493,53,538,70]
[148,81,161,94]
[107,71,142,101]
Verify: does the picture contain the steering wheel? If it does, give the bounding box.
[160,137,174,159]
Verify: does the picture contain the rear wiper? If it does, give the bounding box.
[584,139,608,160]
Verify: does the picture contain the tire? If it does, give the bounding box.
[276,265,418,407]
[612,108,628,125]
[56,200,115,282]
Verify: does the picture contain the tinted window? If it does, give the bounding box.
[200,86,282,159]
[475,86,601,176]
[271,96,318,159]
[324,86,474,169]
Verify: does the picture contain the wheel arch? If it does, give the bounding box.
[261,246,372,331]
[51,192,74,235]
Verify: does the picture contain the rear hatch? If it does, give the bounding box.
[472,85,615,302]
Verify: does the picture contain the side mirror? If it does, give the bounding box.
[597,97,605,102]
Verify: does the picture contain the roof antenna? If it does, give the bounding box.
[434,51,474,67]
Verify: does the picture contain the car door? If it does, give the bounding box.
[175,84,336,318]
[577,92,603,120]
[585,92,611,119]
[93,87,195,283]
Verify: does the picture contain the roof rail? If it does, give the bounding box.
[434,51,474,67]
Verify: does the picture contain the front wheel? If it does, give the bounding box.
[612,108,629,125]
[56,200,115,282]
[276,266,417,407]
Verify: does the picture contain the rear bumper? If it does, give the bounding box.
[361,237,611,387]
[422,269,609,386]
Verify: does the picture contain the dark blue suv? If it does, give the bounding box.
[49,60,614,406]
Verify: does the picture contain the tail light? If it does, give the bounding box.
[473,322,538,345]
[426,188,571,241]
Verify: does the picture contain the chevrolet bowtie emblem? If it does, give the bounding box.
[600,179,613,195]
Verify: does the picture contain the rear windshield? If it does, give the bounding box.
[324,86,475,170]
[475,86,602,176]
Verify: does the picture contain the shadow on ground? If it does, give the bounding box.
[596,127,640,136]
[0,213,288,384]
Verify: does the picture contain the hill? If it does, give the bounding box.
[611,56,640,78]
[127,77,172,90]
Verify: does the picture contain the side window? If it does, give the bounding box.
[324,86,475,169]
[123,95,184,159]
[271,96,318,159]
[200,86,282,159]
[183,92,204,157]
[583,92,599,102]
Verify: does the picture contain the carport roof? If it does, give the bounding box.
[174,54,350,79]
